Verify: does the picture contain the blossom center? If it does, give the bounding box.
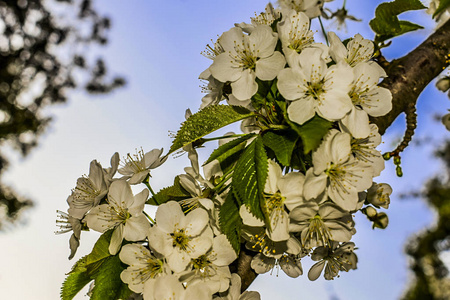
[306,80,324,101]
[231,42,258,70]
[304,215,332,247]
[121,149,146,173]
[72,177,101,207]
[134,257,164,283]
[265,192,285,212]
[171,229,190,250]
[192,254,214,274]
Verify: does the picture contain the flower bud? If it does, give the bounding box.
[442,113,450,131]
[367,183,392,209]
[436,76,450,92]
[363,206,377,218]
[372,212,389,229]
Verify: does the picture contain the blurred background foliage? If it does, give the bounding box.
[0,0,124,229]
[403,140,450,300]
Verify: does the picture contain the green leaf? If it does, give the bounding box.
[369,0,425,42]
[204,134,255,165]
[70,230,113,275]
[169,105,254,154]
[90,256,132,300]
[148,176,191,205]
[61,270,92,300]
[434,0,450,18]
[219,190,243,254]
[288,115,332,154]
[232,136,269,222]
[62,230,114,300]
[262,130,298,166]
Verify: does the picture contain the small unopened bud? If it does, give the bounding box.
[363,206,377,218]
[383,152,391,160]
[393,156,401,165]
[442,113,450,131]
[372,212,389,229]
[436,76,450,92]
[396,165,403,177]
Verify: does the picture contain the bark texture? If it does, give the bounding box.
[237,18,450,293]
[373,19,450,134]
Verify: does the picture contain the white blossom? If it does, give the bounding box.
[235,3,280,34]
[278,0,332,19]
[148,201,213,273]
[56,210,82,259]
[144,274,212,300]
[68,159,108,219]
[277,47,354,124]
[347,123,385,176]
[340,63,392,138]
[240,160,305,242]
[328,32,374,67]
[303,129,373,211]
[214,274,261,300]
[209,25,286,100]
[308,241,357,280]
[119,244,170,293]
[84,180,150,255]
[277,10,314,66]
[366,182,392,209]
[180,234,237,294]
[289,201,354,248]
[118,148,167,185]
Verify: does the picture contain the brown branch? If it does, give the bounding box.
[237,18,450,293]
[373,18,450,134]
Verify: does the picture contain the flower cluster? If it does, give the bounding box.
[59,1,395,299]
[199,2,393,281]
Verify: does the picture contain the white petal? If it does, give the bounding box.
[267,210,290,242]
[184,282,212,300]
[265,160,282,194]
[231,69,258,100]
[249,25,277,58]
[277,68,308,100]
[304,169,327,200]
[210,53,242,83]
[153,275,184,299]
[340,108,371,139]
[147,226,172,256]
[240,205,265,227]
[255,52,286,80]
[189,235,213,258]
[317,90,353,121]
[155,201,184,233]
[183,208,209,236]
[329,131,351,165]
[287,98,316,125]
[299,48,326,83]
[328,32,347,63]
[362,86,393,117]
[212,234,238,266]
[123,215,150,241]
[308,260,326,281]
[85,204,115,232]
[109,225,124,255]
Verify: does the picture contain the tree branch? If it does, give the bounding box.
[373,18,450,134]
[237,18,450,292]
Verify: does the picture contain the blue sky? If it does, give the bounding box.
[0,0,448,299]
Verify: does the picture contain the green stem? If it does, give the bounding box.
[268,124,289,130]
[343,0,347,8]
[143,211,155,224]
[318,16,329,46]
[212,168,234,192]
[202,134,246,142]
